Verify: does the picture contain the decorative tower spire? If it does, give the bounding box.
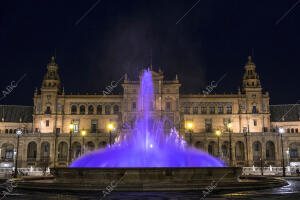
[242,56,261,92]
[41,56,61,93]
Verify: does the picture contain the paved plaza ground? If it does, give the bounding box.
[1,178,300,200]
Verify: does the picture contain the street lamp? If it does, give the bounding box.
[108,123,114,146]
[227,122,233,166]
[187,122,193,146]
[81,129,87,155]
[68,122,74,165]
[14,129,22,178]
[279,127,285,177]
[215,129,222,158]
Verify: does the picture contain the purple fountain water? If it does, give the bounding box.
[70,69,225,167]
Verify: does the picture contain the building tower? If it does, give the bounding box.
[33,56,61,133]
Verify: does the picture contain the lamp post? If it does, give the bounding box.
[68,123,74,165]
[14,129,22,178]
[108,123,114,146]
[227,122,233,166]
[279,127,285,177]
[187,122,193,146]
[216,130,222,158]
[81,129,87,155]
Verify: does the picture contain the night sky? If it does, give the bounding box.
[0,0,299,106]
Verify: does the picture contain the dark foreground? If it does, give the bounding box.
[1,178,300,200]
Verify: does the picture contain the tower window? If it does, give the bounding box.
[253,119,257,126]
[45,106,51,114]
[252,106,258,114]
[57,104,61,112]
[166,102,171,112]
[46,120,49,127]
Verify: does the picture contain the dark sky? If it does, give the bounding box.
[0,0,299,106]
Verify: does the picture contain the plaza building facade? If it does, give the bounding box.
[0,56,300,168]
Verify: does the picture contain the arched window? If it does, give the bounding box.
[72,142,81,159]
[289,143,299,159]
[71,105,77,114]
[87,142,95,152]
[9,129,12,134]
[58,142,68,161]
[5,129,8,134]
[113,105,119,114]
[195,141,204,150]
[222,142,229,159]
[105,105,111,115]
[97,105,102,115]
[266,141,275,161]
[80,105,85,115]
[27,141,37,161]
[1,143,14,159]
[163,120,172,135]
[88,105,94,115]
[252,106,257,114]
[40,142,50,162]
[98,141,107,149]
[208,141,217,157]
[291,128,295,133]
[252,141,262,161]
[235,141,245,161]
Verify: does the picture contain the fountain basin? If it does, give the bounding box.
[16,167,288,193]
[49,167,241,191]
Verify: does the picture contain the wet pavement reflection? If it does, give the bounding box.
[1,179,300,200]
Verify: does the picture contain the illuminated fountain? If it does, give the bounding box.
[70,69,225,167]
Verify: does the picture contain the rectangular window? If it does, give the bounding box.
[209,107,215,114]
[296,128,299,133]
[201,107,207,114]
[91,119,98,133]
[56,128,60,134]
[184,107,190,114]
[223,118,231,130]
[253,119,257,126]
[46,120,49,127]
[132,102,136,111]
[262,103,266,111]
[57,104,61,112]
[218,106,224,114]
[166,102,171,112]
[193,107,198,114]
[35,128,39,133]
[243,127,247,133]
[226,106,232,114]
[205,119,212,132]
[73,120,80,133]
